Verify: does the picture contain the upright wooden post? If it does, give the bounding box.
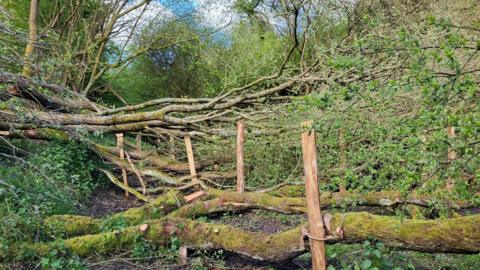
[184,134,198,182]
[136,135,142,151]
[301,120,326,270]
[178,246,188,266]
[169,135,176,160]
[447,127,456,160]
[446,126,456,191]
[339,128,347,193]
[236,119,245,193]
[116,133,129,197]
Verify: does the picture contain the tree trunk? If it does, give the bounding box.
[13,213,480,262]
[22,0,40,77]
[42,189,480,238]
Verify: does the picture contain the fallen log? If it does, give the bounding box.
[42,189,480,238]
[44,190,184,238]
[1,71,100,112]
[269,185,479,210]
[12,213,480,262]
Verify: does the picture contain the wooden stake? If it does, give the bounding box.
[179,246,188,266]
[184,134,198,182]
[169,135,176,160]
[236,119,245,193]
[447,126,456,191]
[116,133,129,197]
[339,128,347,193]
[301,120,326,270]
[136,135,142,151]
[447,127,456,160]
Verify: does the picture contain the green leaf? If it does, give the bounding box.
[361,259,372,270]
[373,249,382,258]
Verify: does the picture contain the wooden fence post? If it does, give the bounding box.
[169,135,176,160]
[301,120,326,270]
[447,126,456,191]
[116,133,129,197]
[447,127,456,160]
[184,134,198,182]
[136,135,142,151]
[339,128,347,193]
[236,119,245,193]
[179,246,188,266]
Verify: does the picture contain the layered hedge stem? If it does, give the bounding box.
[10,213,480,262]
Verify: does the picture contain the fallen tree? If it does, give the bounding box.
[43,188,480,238]
[10,212,480,262]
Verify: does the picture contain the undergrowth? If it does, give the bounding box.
[0,141,103,256]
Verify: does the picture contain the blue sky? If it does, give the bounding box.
[114,0,236,46]
[157,0,197,17]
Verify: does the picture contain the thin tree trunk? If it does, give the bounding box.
[22,0,40,77]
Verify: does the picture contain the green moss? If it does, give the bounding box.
[43,190,184,237]
[269,185,305,197]
[0,101,9,110]
[44,215,100,238]
[37,128,70,141]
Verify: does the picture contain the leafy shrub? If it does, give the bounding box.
[39,242,86,270]
[0,141,101,247]
[328,240,414,270]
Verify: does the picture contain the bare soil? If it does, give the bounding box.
[78,187,144,218]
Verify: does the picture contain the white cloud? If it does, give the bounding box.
[195,0,238,30]
[110,0,243,47]
[111,0,175,47]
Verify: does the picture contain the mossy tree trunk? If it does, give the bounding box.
[43,189,480,238]
[13,213,480,262]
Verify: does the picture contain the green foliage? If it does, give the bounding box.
[106,20,288,105]
[326,241,480,270]
[327,240,414,270]
[0,0,102,75]
[100,216,127,232]
[189,250,226,270]
[128,233,184,264]
[131,234,159,259]
[0,141,101,249]
[39,242,86,270]
[204,22,287,95]
[190,14,479,224]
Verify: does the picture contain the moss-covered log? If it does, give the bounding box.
[43,189,480,238]
[11,213,480,262]
[0,128,71,140]
[269,186,479,210]
[170,190,307,218]
[44,191,184,238]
